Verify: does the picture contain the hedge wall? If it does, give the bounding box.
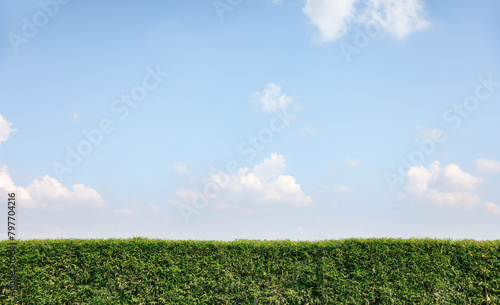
[1,238,499,304]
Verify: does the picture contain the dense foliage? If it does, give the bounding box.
[1,238,499,304]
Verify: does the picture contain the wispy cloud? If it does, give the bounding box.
[475,158,500,173]
[112,201,161,218]
[294,226,307,233]
[113,207,133,217]
[332,184,353,193]
[417,128,446,140]
[483,202,500,216]
[173,162,191,175]
[346,158,358,167]
[358,0,430,39]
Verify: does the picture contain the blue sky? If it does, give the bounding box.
[1,0,499,241]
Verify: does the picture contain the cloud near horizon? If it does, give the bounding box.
[0,114,171,239]
[483,202,500,216]
[0,115,106,211]
[0,165,106,210]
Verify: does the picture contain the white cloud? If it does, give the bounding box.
[0,164,33,202]
[254,83,292,113]
[346,158,358,167]
[303,0,358,42]
[483,202,500,216]
[0,167,106,210]
[72,112,80,121]
[332,184,353,193]
[302,0,430,42]
[475,158,500,173]
[171,153,312,213]
[0,117,105,211]
[402,161,483,208]
[358,0,430,39]
[0,114,17,146]
[253,153,287,181]
[173,162,191,175]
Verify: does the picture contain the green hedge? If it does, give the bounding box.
[1,238,499,304]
